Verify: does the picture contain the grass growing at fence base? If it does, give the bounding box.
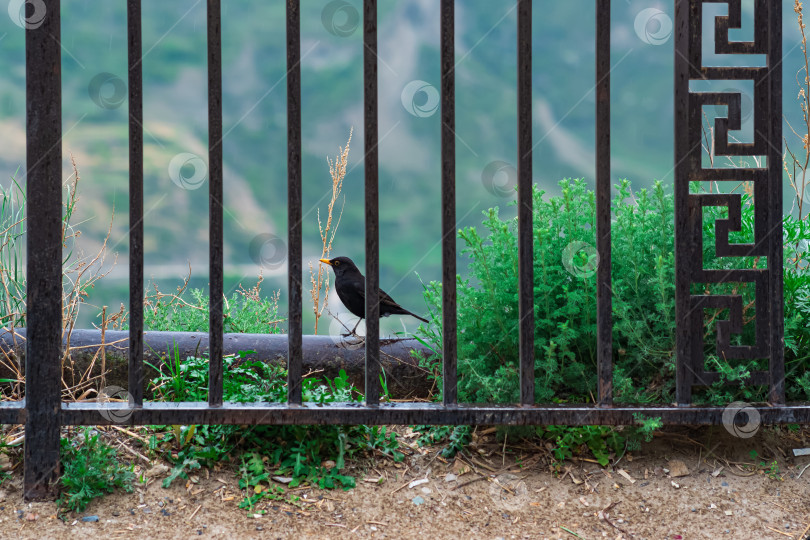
[58,428,135,514]
[146,349,402,510]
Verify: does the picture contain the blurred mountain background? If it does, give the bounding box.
[0,0,803,331]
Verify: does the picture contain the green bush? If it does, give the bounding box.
[141,282,283,334]
[420,178,810,405]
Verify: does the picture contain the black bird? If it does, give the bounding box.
[319,256,429,335]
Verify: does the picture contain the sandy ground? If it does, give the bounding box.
[1,426,809,540]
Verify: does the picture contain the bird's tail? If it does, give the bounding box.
[405,310,429,324]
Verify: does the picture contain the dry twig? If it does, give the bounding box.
[309,128,352,334]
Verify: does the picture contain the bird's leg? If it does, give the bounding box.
[342,317,363,338]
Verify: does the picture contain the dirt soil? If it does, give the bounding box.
[2,426,810,540]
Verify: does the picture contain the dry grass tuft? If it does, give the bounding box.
[0,155,119,402]
[309,128,352,334]
[785,0,810,223]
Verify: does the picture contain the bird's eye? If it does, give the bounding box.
[334,260,340,266]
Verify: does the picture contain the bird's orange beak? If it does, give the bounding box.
[319,258,333,266]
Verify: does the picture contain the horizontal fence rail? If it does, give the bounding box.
[11,0,804,501]
[4,401,810,427]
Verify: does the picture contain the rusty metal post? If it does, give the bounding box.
[24,0,63,500]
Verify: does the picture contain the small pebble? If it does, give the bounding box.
[256,526,263,532]
[721,481,729,487]
[81,516,99,523]
[412,496,425,505]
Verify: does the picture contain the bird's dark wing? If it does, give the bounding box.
[342,281,399,308]
[379,288,401,310]
[342,282,403,312]
[337,277,428,324]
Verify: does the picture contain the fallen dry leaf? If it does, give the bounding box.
[668,459,690,478]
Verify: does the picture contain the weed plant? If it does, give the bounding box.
[58,428,135,514]
[140,276,283,334]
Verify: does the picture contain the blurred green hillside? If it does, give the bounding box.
[0,0,802,330]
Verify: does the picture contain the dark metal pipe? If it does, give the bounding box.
[595,0,613,406]
[128,0,145,408]
[24,0,63,501]
[440,0,457,406]
[58,401,810,427]
[207,0,224,407]
[767,0,785,405]
[0,330,435,400]
[286,0,303,405]
[516,0,534,406]
[363,0,380,406]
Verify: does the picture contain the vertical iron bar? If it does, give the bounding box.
[517,0,534,406]
[440,0,457,406]
[674,0,692,406]
[208,0,224,406]
[287,0,303,405]
[595,0,612,406]
[767,0,784,404]
[128,0,144,407]
[24,0,62,500]
[364,0,380,406]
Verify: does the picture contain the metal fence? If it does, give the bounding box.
[0,0,807,500]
